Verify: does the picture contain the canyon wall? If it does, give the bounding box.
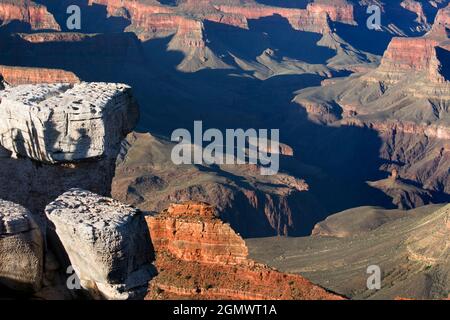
[0,0,60,31]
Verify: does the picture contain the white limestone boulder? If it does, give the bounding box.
[45,189,153,300]
[0,82,139,163]
[0,199,44,292]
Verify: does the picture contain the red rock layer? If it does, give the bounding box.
[0,1,60,31]
[0,65,80,85]
[89,0,356,40]
[145,202,344,300]
[147,202,249,265]
[380,38,440,73]
[370,36,450,84]
[307,1,354,24]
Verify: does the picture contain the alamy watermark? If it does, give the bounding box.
[66,265,81,290]
[171,121,280,175]
[366,5,382,30]
[66,5,81,30]
[366,265,382,290]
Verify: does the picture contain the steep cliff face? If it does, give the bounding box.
[147,202,249,265]
[146,202,344,300]
[0,0,60,31]
[375,38,440,80]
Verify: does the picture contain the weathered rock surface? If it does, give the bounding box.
[0,82,139,163]
[45,189,153,300]
[0,199,44,292]
[146,202,344,300]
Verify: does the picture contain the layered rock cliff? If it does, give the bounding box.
[146,202,344,300]
[0,0,60,31]
[0,65,80,85]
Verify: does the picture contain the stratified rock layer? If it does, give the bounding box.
[0,65,80,85]
[0,82,139,163]
[45,189,153,300]
[0,199,44,292]
[146,202,344,300]
[0,0,60,31]
[147,202,249,265]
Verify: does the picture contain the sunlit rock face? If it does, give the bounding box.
[0,82,139,164]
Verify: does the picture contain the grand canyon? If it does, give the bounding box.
[0,0,449,303]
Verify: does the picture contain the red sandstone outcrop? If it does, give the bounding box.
[145,202,344,300]
[0,0,60,31]
[0,65,79,85]
[147,202,248,265]
[376,38,441,80]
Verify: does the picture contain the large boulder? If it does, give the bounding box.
[45,189,153,300]
[0,199,44,292]
[0,82,139,163]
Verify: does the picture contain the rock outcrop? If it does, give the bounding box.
[0,82,139,163]
[0,0,60,31]
[146,202,344,300]
[0,65,80,85]
[147,202,249,265]
[372,37,445,83]
[45,189,153,300]
[0,199,44,292]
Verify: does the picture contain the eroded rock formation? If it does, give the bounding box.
[147,202,249,265]
[45,189,153,300]
[146,202,344,300]
[0,0,60,31]
[0,82,139,163]
[0,199,44,292]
